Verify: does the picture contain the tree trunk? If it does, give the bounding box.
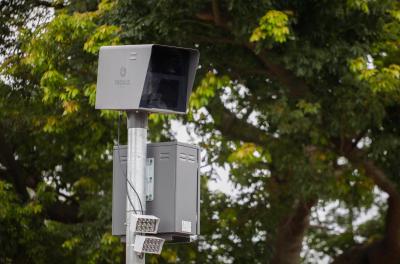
[271,199,316,264]
[333,160,400,264]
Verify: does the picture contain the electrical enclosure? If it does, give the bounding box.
[112,142,200,242]
[95,45,199,114]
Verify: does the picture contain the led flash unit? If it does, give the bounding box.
[134,235,165,255]
[133,215,160,234]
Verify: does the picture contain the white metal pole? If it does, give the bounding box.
[126,111,148,264]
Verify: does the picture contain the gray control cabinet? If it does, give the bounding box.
[112,142,200,242]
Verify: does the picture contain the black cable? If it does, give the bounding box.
[117,111,144,214]
[126,171,145,214]
[116,113,137,213]
[126,185,137,213]
[120,112,145,214]
[117,121,141,214]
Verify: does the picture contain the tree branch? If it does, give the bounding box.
[195,3,310,99]
[244,44,310,98]
[0,123,29,201]
[333,158,400,263]
[207,95,270,146]
[211,0,224,27]
[36,1,65,9]
[363,161,400,255]
[45,200,82,224]
[0,123,81,224]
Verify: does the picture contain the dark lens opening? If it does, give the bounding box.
[140,46,190,112]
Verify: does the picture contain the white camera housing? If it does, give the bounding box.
[95,44,199,114]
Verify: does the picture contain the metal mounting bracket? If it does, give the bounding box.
[145,158,155,201]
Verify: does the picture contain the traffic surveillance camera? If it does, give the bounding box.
[132,214,160,234]
[134,235,165,255]
[95,44,200,114]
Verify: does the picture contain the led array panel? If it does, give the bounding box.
[142,237,164,254]
[134,235,165,255]
[136,218,157,233]
[133,215,160,234]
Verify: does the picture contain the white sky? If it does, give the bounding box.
[171,119,236,194]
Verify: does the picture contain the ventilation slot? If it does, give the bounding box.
[159,152,170,160]
[179,153,196,163]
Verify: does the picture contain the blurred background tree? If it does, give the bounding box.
[0,0,399,263]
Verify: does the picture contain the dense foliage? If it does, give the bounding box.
[0,0,399,263]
